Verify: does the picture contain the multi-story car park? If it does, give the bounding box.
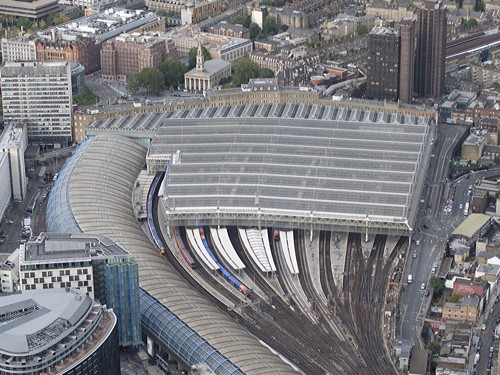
[45,78,437,374]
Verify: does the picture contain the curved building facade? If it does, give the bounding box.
[0,288,119,375]
[46,135,296,375]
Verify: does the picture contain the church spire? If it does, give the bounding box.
[196,42,204,71]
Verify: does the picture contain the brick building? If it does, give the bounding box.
[209,21,250,39]
[101,33,171,82]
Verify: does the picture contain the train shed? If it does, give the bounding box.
[147,102,436,236]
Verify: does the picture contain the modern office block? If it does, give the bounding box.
[0,60,73,146]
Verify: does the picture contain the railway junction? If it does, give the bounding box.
[47,100,436,374]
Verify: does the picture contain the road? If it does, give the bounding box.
[399,124,463,346]
[399,123,500,350]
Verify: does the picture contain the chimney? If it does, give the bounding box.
[51,28,56,42]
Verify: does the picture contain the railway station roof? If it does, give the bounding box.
[46,135,297,375]
[148,104,434,234]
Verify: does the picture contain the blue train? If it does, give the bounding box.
[147,173,165,255]
[199,227,249,295]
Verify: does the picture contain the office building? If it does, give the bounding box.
[0,288,120,375]
[415,0,447,98]
[0,122,28,203]
[0,0,59,20]
[19,232,141,346]
[366,20,416,103]
[366,25,401,101]
[0,60,73,146]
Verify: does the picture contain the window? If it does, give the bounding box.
[60,283,66,288]
[87,287,92,293]
[87,275,91,280]
[60,270,65,276]
[77,269,82,275]
[42,272,47,277]
[65,270,70,275]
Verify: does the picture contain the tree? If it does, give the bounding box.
[428,342,441,356]
[161,58,186,88]
[232,58,262,86]
[448,293,461,303]
[357,24,369,35]
[260,68,275,78]
[231,58,274,86]
[493,81,500,90]
[249,22,261,40]
[138,67,165,95]
[475,0,485,11]
[429,276,445,298]
[264,16,278,35]
[231,15,251,28]
[188,46,211,69]
[126,73,141,95]
[16,17,33,30]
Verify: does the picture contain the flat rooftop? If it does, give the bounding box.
[21,232,130,264]
[149,105,434,233]
[0,289,92,355]
[451,213,491,239]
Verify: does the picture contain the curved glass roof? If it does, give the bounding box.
[46,135,296,375]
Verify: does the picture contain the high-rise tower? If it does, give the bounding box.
[415,0,447,98]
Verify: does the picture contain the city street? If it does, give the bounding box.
[399,124,500,351]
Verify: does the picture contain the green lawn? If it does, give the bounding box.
[73,88,99,106]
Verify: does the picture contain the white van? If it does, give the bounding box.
[407,275,413,284]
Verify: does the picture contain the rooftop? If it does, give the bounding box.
[185,58,231,77]
[0,289,92,355]
[20,232,131,264]
[451,214,491,239]
[149,105,433,233]
[36,8,158,43]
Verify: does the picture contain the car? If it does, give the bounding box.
[0,240,4,244]
[0,234,6,238]
[423,223,429,229]
[421,282,426,290]
[489,351,494,359]
[425,290,430,297]
[491,308,495,315]
[482,324,487,330]
[497,316,500,324]
[6,220,13,224]
[413,252,417,259]
[459,204,463,209]
[488,358,493,368]
[496,296,500,303]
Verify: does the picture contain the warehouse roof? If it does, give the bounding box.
[452,214,491,239]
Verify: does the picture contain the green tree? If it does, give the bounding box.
[260,68,275,78]
[249,22,261,40]
[126,73,141,95]
[138,67,165,95]
[231,58,274,86]
[161,58,186,88]
[16,17,33,30]
[429,276,445,298]
[428,342,441,356]
[264,15,278,35]
[188,46,212,69]
[493,81,500,90]
[475,0,485,11]
[357,24,369,35]
[231,15,251,28]
[448,293,461,303]
[232,58,261,86]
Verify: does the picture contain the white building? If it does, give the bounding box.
[0,122,27,220]
[0,33,37,63]
[1,249,19,293]
[184,44,231,91]
[0,60,73,146]
[58,0,114,8]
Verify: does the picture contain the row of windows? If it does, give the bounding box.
[24,283,93,292]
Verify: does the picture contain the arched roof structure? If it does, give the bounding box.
[46,135,296,375]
